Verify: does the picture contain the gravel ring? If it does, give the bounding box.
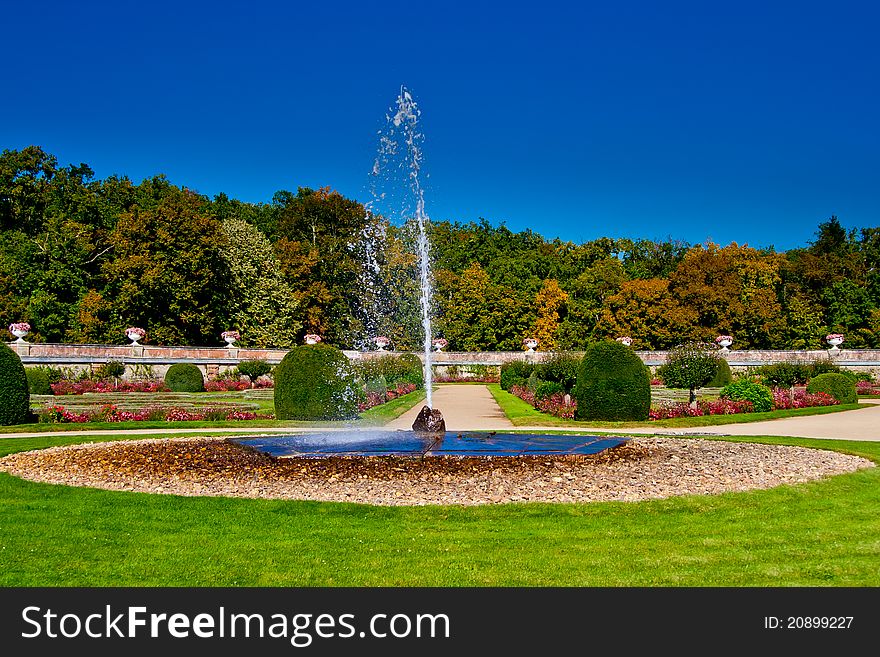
[0,436,873,507]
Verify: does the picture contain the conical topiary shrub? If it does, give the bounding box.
[274,344,360,420]
[575,340,651,421]
[0,343,30,425]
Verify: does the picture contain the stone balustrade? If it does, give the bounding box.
[7,342,880,378]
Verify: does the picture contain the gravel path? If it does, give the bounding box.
[0,437,871,506]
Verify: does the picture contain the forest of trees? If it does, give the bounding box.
[2,146,879,351]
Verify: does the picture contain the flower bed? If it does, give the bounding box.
[205,379,250,392]
[771,388,840,409]
[649,399,753,420]
[38,403,272,424]
[856,380,880,395]
[50,379,169,395]
[358,382,418,412]
[509,382,840,421]
[510,385,577,419]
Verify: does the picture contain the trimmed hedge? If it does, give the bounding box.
[720,380,773,412]
[575,341,650,421]
[708,358,732,387]
[275,344,360,420]
[807,373,857,404]
[25,367,52,395]
[164,363,205,392]
[0,343,30,425]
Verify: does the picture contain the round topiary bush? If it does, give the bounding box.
[0,343,30,425]
[164,363,205,392]
[25,367,52,395]
[806,373,857,404]
[575,341,651,421]
[708,358,732,387]
[275,344,359,420]
[719,380,773,412]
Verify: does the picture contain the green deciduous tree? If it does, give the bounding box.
[218,217,300,348]
[101,187,230,345]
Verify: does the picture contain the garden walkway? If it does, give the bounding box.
[387,386,880,442]
[386,384,515,431]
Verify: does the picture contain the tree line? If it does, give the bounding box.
[2,146,878,350]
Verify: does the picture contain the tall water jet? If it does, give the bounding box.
[368,86,435,408]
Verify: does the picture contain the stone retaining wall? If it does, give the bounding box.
[8,342,880,378]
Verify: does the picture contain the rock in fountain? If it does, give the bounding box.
[412,405,446,435]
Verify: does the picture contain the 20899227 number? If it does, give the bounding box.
[764,616,854,629]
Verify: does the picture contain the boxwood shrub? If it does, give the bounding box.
[806,373,857,404]
[575,341,650,421]
[0,343,30,425]
[275,344,360,420]
[164,363,205,392]
[719,380,773,412]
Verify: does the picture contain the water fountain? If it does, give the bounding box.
[238,86,629,459]
[368,87,436,413]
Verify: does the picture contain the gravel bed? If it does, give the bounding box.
[0,437,872,506]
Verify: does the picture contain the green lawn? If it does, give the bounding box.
[0,432,877,586]
[488,384,865,429]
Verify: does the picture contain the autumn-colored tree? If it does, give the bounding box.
[272,187,372,346]
[668,242,786,348]
[530,279,568,350]
[596,278,698,349]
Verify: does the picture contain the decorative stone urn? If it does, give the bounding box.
[125,327,146,346]
[374,336,391,352]
[432,338,448,352]
[8,322,30,344]
[615,336,633,346]
[715,335,733,353]
[304,334,322,345]
[523,338,538,353]
[826,333,844,352]
[221,330,240,347]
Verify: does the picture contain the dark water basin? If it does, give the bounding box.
[235,431,630,458]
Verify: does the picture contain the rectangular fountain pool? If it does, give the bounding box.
[235,432,630,458]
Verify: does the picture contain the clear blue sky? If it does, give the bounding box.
[2,0,877,250]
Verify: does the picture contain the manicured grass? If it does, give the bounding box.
[488,384,865,428]
[0,433,877,586]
